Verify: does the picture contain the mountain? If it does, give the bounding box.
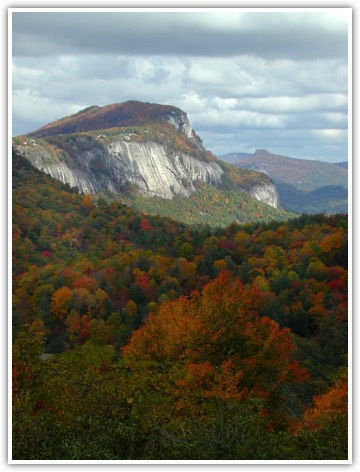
[236,149,348,191]
[335,161,348,170]
[13,101,292,227]
[225,149,348,214]
[28,101,204,148]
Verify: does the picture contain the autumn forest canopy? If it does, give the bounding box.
[12,150,348,461]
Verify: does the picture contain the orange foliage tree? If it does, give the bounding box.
[296,371,348,433]
[51,286,73,320]
[122,272,309,426]
[291,370,348,460]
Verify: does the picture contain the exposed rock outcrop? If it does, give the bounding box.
[15,139,224,199]
[249,182,281,209]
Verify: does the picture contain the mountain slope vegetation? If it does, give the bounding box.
[12,148,348,460]
[28,101,201,140]
[276,183,348,215]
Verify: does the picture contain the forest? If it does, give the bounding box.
[12,150,348,460]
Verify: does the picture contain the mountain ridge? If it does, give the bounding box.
[28,100,204,149]
[220,148,348,214]
[221,148,348,192]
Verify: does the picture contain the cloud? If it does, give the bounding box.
[237,94,348,114]
[213,97,238,110]
[205,128,348,163]
[12,87,85,128]
[194,108,286,129]
[11,9,350,162]
[311,129,347,139]
[12,11,348,61]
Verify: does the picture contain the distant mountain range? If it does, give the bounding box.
[220,149,348,214]
[13,101,291,228]
[334,162,348,170]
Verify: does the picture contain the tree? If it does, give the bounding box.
[65,309,81,345]
[51,286,73,320]
[298,371,347,433]
[140,218,153,231]
[123,299,137,319]
[123,272,309,428]
[293,371,348,460]
[89,319,109,344]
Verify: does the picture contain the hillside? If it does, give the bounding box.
[335,161,348,170]
[13,101,291,226]
[12,146,348,459]
[276,183,348,215]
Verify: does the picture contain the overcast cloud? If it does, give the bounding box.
[11,9,350,162]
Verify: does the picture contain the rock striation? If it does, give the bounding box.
[249,182,281,210]
[16,139,223,199]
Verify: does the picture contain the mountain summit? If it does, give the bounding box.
[13,101,288,226]
[29,100,204,149]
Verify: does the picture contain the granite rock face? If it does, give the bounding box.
[164,110,194,140]
[15,137,281,208]
[249,182,281,209]
[15,139,224,199]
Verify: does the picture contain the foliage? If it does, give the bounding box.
[28,101,197,140]
[114,182,292,228]
[292,371,348,460]
[12,149,348,460]
[122,273,309,428]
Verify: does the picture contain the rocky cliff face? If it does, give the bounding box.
[249,182,281,209]
[16,138,223,199]
[163,110,195,140]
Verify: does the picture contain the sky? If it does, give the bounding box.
[11,7,351,162]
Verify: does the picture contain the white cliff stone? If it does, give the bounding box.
[15,135,282,210]
[16,140,224,199]
[249,182,281,209]
[165,111,193,138]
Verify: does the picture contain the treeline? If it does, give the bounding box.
[12,150,348,460]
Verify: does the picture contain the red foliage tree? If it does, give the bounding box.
[140,218,153,231]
